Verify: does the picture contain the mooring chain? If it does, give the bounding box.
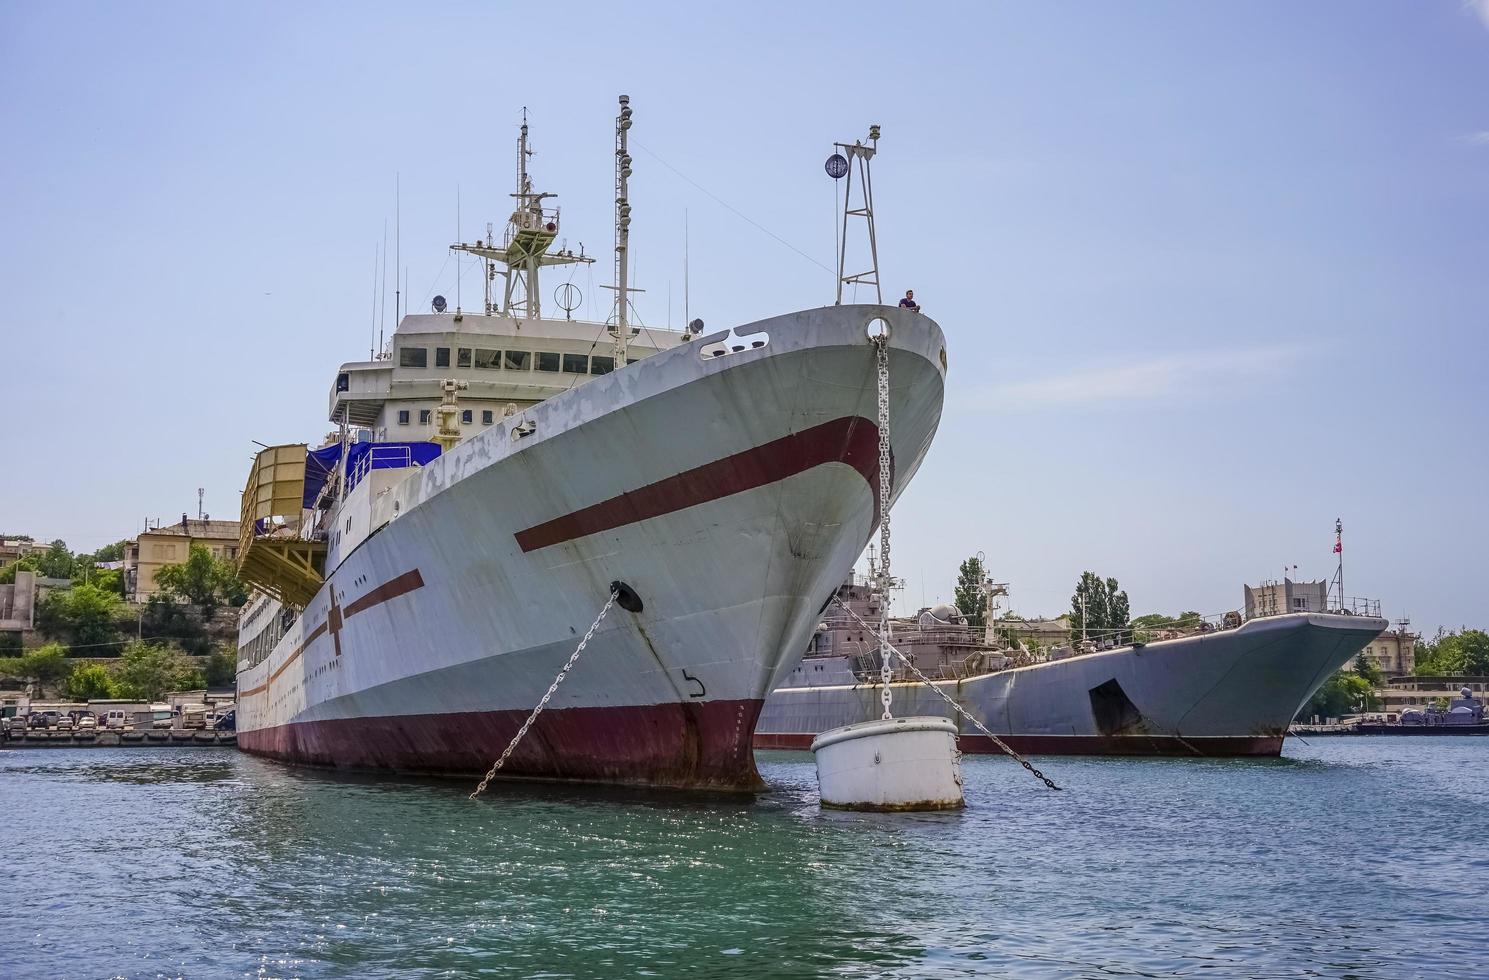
[873,334,892,587]
[835,598,1063,792]
[469,590,619,800]
[873,334,895,720]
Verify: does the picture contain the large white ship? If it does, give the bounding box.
[233,103,945,789]
[755,578,1387,756]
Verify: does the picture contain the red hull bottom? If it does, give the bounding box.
[753,731,1285,758]
[239,698,767,791]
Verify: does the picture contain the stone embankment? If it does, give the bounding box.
[2,730,236,748]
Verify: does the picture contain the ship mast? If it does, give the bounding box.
[611,95,635,367]
[450,110,593,318]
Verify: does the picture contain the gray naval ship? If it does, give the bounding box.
[755,575,1387,757]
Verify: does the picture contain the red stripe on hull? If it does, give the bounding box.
[752,731,1285,758]
[515,415,882,553]
[239,699,767,791]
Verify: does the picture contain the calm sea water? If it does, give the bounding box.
[1,739,1485,979]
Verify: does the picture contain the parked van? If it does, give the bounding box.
[103,710,129,730]
[180,705,209,730]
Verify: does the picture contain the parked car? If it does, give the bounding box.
[214,710,236,732]
[56,714,74,732]
[29,712,54,729]
[76,715,98,731]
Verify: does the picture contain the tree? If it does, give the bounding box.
[0,555,39,585]
[1414,629,1489,676]
[65,662,118,700]
[35,583,122,652]
[1299,671,1377,720]
[953,556,987,628]
[88,567,125,598]
[139,595,212,657]
[1354,654,1384,687]
[1070,572,1131,647]
[204,647,237,687]
[36,539,81,580]
[9,643,71,692]
[0,630,21,657]
[91,540,129,563]
[154,544,246,617]
[112,641,198,701]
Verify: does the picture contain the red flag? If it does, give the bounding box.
[1333,541,1342,554]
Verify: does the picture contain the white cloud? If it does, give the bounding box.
[958,344,1308,412]
[1469,0,1489,29]
[1462,131,1489,146]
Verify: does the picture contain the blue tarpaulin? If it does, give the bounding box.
[302,441,441,506]
[302,444,344,507]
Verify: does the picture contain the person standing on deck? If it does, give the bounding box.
[898,290,921,313]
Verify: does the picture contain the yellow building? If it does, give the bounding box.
[126,518,240,601]
[1357,626,1417,677]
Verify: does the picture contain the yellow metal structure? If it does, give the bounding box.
[238,444,326,608]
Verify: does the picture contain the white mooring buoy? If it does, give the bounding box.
[812,715,965,812]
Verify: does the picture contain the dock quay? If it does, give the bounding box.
[2,730,236,749]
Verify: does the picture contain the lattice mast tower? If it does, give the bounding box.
[450,111,593,318]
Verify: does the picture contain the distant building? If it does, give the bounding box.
[0,537,42,571]
[126,517,240,601]
[1357,625,1416,677]
[998,615,1074,651]
[1244,578,1328,619]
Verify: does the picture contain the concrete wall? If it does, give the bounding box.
[0,570,37,631]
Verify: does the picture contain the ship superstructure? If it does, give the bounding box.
[234,105,947,789]
[756,575,1388,757]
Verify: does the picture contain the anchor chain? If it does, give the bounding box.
[872,333,894,720]
[836,598,1063,792]
[469,590,619,800]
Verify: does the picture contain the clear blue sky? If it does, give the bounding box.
[2,2,1485,632]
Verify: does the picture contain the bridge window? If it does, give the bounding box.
[536,352,561,372]
[590,355,614,375]
[482,410,494,424]
[474,348,501,370]
[435,347,450,368]
[399,347,427,368]
[397,410,410,425]
[461,410,472,425]
[419,409,431,425]
[457,347,472,368]
[504,350,530,370]
[562,353,588,374]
